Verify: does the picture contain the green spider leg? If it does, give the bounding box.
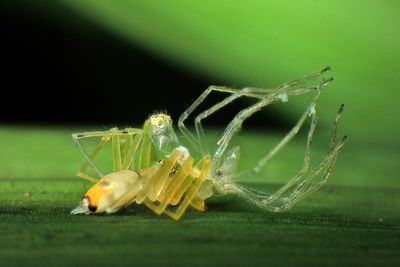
[72,128,143,182]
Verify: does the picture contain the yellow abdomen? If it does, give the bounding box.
[83,148,213,220]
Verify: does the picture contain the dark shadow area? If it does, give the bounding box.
[0,1,289,130]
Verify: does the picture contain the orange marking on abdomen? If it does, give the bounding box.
[85,183,107,207]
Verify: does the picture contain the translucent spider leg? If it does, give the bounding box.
[179,67,332,160]
[239,90,322,180]
[277,66,331,91]
[179,85,282,155]
[73,133,110,182]
[193,68,332,152]
[179,86,240,154]
[194,89,266,154]
[257,104,346,205]
[72,128,142,182]
[271,105,346,206]
[225,103,346,212]
[212,76,332,174]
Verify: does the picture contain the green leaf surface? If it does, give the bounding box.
[1,179,399,267]
[1,126,399,266]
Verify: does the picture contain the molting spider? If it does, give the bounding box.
[71,67,346,220]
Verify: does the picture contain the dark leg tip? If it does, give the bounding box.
[322,66,331,73]
[339,104,344,113]
[321,77,334,87]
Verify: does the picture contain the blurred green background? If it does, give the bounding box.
[60,0,400,143]
[1,1,399,267]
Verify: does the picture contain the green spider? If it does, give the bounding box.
[71,67,346,220]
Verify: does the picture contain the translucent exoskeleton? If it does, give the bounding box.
[71,67,346,220]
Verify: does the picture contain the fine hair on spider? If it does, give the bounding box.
[71,66,346,220]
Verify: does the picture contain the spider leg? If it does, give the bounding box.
[194,89,266,154]
[121,133,143,170]
[178,86,240,154]
[141,150,211,220]
[143,157,194,215]
[181,85,277,155]
[223,104,346,212]
[193,83,323,161]
[239,90,321,179]
[211,71,333,174]
[163,156,211,220]
[72,128,142,182]
[111,129,143,171]
[268,104,345,206]
[263,134,346,212]
[278,66,331,90]
[268,104,346,209]
[179,67,332,156]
